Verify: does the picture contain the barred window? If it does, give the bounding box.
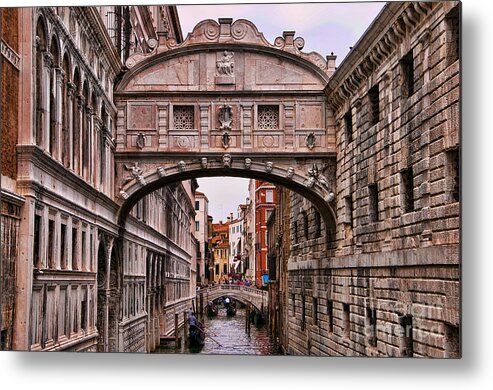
[257,105,279,129]
[173,106,195,129]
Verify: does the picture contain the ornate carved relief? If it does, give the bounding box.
[216,51,235,84]
[223,154,232,168]
[121,162,146,187]
[219,104,233,131]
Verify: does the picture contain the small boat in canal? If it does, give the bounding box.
[226,304,236,317]
[189,318,205,348]
[206,301,218,317]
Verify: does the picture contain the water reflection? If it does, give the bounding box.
[153,306,282,355]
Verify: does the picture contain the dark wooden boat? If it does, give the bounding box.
[206,303,218,317]
[189,321,205,348]
[226,305,236,317]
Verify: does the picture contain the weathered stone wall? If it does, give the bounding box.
[1,8,19,179]
[281,1,460,358]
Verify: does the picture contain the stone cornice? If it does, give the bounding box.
[82,7,122,75]
[16,144,118,214]
[324,1,439,111]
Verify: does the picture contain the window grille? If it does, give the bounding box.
[173,106,195,129]
[257,105,279,129]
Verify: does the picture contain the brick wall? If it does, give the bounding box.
[280,2,460,358]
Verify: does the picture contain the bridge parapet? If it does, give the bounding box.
[197,285,267,313]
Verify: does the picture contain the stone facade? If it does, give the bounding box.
[268,1,461,357]
[0,6,195,353]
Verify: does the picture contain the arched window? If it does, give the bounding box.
[314,210,322,238]
[72,68,81,174]
[49,35,60,158]
[82,80,90,180]
[302,211,309,239]
[61,53,71,167]
[35,17,47,146]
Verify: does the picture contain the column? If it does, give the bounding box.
[55,67,64,162]
[241,103,253,149]
[199,104,209,149]
[157,104,168,149]
[42,51,53,151]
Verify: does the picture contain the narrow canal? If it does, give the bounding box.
[153,304,282,355]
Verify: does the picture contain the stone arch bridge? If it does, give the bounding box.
[197,284,268,313]
[113,17,338,228]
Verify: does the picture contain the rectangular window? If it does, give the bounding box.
[72,226,78,270]
[80,289,87,331]
[257,105,279,129]
[445,5,460,67]
[60,223,67,269]
[400,50,414,98]
[344,110,353,144]
[195,221,200,231]
[195,200,200,210]
[343,303,350,339]
[444,323,460,358]
[447,148,460,202]
[366,307,377,347]
[327,300,334,334]
[266,190,274,203]
[33,214,41,268]
[368,84,380,126]
[368,184,379,222]
[173,105,195,129]
[399,314,414,357]
[344,196,353,228]
[401,167,415,213]
[48,219,55,268]
[301,295,306,331]
[81,231,87,270]
[292,293,296,315]
[312,298,318,326]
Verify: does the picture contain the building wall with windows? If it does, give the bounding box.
[274,1,460,357]
[194,191,209,285]
[254,180,276,288]
[0,6,194,353]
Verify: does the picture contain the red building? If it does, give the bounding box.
[254,180,276,288]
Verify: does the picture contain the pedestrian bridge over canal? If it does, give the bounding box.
[196,284,267,313]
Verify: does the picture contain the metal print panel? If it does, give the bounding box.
[0,1,461,357]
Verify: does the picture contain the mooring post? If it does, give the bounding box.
[196,295,199,317]
[175,313,179,348]
[245,305,248,332]
[183,311,188,346]
[200,294,204,317]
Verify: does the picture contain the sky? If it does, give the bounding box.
[178,1,385,222]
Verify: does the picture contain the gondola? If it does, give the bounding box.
[188,321,205,348]
[226,304,236,317]
[206,302,218,317]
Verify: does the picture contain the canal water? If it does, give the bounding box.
[153,305,282,355]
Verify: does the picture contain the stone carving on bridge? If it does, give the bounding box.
[122,162,146,186]
[286,167,295,179]
[219,104,233,131]
[119,190,129,200]
[157,167,166,177]
[244,158,252,169]
[305,132,316,150]
[265,161,274,173]
[136,132,146,149]
[201,157,208,169]
[216,51,234,76]
[221,131,232,149]
[223,154,232,168]
[177,160,187,172]
[306,164,330,191]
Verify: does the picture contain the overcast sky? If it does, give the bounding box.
[178,1,385,222]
